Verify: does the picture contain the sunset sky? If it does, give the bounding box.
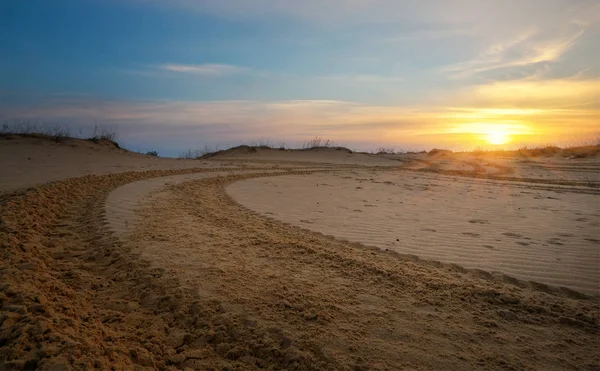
[1,0,599,155]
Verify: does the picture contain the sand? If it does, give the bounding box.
[204,145,402,167]
[228,170,600,294]
[1,136,599,370]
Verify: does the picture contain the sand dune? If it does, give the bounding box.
[1,136,599,369]
[0,136,222,192]
[205,145,401,166]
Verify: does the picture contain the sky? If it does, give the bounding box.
[1,0,599,156]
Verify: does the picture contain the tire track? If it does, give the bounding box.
[126,172,599,370]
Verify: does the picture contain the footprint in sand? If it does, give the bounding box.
[547,238,565,245]
[556,233,574,237]
[469,219,490,225]
[502,232,522,238]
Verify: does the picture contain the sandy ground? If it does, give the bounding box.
[228,170,600,295]
[0,136,394,193]
[105,170,292,239]
[0,136,217,192]
[1,136,599,370]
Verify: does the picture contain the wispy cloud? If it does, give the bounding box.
[160,63,250,77]
[444,28,585,79]
[469,78,600,108]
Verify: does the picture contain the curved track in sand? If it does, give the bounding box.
[106,169,598,369]
[228,170,600,295]
[2,167,599,369]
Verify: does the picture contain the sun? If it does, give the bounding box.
[484,130,511,145]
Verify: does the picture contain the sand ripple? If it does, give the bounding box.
[228,170,600,295]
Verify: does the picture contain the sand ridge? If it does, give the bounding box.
[0,136,234,192]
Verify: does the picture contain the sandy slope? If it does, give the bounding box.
[0,136,222,192]
[1,137,599,370]
[228,170,600,295]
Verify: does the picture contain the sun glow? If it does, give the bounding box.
[484,130,511,145]
[447,120,536,148]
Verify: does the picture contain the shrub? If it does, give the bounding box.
[89,123,117,142]
[302,137,333,149]
[375,147,397,155]
[1,120,71,142]
[428,148,453,156]
[179,144,219,159]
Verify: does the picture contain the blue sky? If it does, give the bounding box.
[1,0,599,156]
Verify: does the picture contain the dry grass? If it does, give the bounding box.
[1,121,119,147]
[1,121,72,142]
[462,144,600,159]
[88,123,118,143]
[560,145,600,158]
[302,137,334,149]
[374,147,399,155]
